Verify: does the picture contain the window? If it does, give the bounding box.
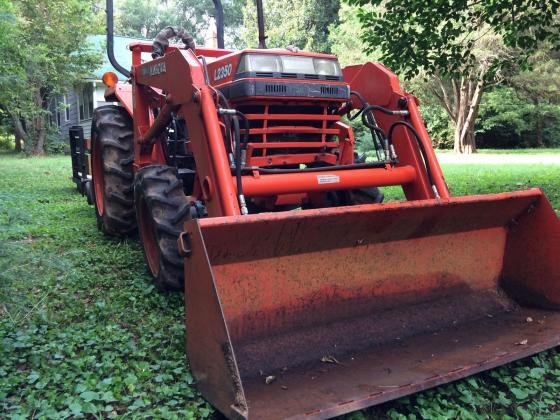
[77,83,94,121]
[63,94,70,121]
[49,96,64,127]
[49,98,58,126]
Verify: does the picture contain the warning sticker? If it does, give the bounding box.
[317,174,340,184]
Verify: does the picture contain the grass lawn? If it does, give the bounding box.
[1,153,559,419]
[436,148,560,154]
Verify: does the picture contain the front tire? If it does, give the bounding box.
[343,187,384,205]
[134,165,191,291]
[91,105,136,236]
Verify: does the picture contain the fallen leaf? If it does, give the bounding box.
[281,385,288,390]
[515,339,528,346]
[321,355,340,364]
[526,317,533,323]
[265,375,276,384]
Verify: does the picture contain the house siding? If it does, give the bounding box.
[54,35,141,143]
[56,90,79,141]
[57,81,120,140]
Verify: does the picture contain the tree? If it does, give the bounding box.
[426,33,518,153]
[475,86,560,148]
[0,0,26,151]
[240,0,340,52]
[117,0,162,39]
[328,3,381,66]
[117,0,245,47]
[509,47,560,147]
[349,0,560,153]
[0,0,101,155]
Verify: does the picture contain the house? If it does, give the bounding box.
[49,35,145,140]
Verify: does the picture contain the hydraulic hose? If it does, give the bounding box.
[362,104,409,117]
[349,92,409,117]
[362,110,391,161]
[231,116,248,214]
[387,120,439,198]
[241,161,388,174]
[219,107,250,215]
[348,91,394,162]
[213,88,233,154]
[235,111,250,150]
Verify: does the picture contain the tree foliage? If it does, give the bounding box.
[476,87,560,148]
[116,0,245,47]
[0,0,101,154]
[510,47,560,105]
[348,0,560,153]
[348,0,560,79]
[328,3,381,66]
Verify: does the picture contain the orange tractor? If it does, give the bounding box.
[86,0,560,417]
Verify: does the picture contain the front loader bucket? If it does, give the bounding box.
[182,188,560,419]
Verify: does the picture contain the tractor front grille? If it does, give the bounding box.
[235,102,345,168]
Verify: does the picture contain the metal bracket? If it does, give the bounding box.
[177,232,192,257]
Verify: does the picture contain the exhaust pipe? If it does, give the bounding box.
[212,0,225,49]
[256,0,266,48]
[106,0,131,78]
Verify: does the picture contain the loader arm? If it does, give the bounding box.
[343,62,449,200]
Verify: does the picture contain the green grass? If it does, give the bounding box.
[1,154,559,419]
[383,163,560,215]
[0,155,211,418]
[436,148,560,154]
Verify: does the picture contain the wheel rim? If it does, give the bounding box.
[138,197,160,277]
[91,135,105,216]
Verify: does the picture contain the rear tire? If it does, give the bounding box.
[91,105,136,236]
[134,165,191,291]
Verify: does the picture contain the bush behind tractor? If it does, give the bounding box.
[72,0,560,417]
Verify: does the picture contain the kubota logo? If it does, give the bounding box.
[142,62,166,77]
[213,64,232,81]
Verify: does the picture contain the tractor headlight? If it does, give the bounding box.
[280,55,316,74]
[237,54,282,73]
[312,58,342,77]
[237,54,342,77]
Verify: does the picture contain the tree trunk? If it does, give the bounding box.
[32,91,47,155]
[32,116,47,156]
[14,132,22,152]
[453,124,477,153]
[9,112,29,148]
[452,76,484,154]
[533,100,544,147]
[431,70,487,154]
